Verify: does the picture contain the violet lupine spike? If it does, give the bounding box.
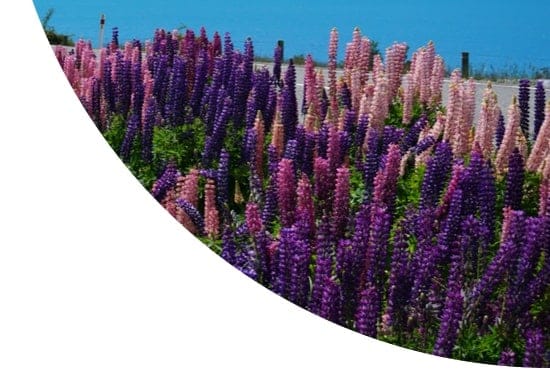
[495,109,505,150]
[505,216,545,319]
[518,79,531,140]
[533,80,546,140]
[498,349,516,366]
[175,198,205,236]
[288,238,311,308]
[253,67,270,116]
[302,131,316,177]
[141,97,157,164]
[271,227,294,297]
[283,139,298,163]
[309,238,334,315]
[414,135,436,156]
[327,123,341,174]
[189,49,209,117]
[221,32,234,88]
[468,210,524,307]
[355,283,381,338]
[477,160,497,245]
[317,276,341,324]
[202,94,232,167]
[400,114,428,153]
[328,28,339,118]
[119,113,140,162]
[216,149,230,210]
[433,249,464,358]
[523,328,545,368]
[362,128,381,201]
[281,59,298,143]
[363,204,391,290]
[164,55,187,125]
[384,217,412,332]
[504,147,525,210]
[419,141,453,210]
[151,162,179,202]
[130,57,144,121]
[276,158,296,228]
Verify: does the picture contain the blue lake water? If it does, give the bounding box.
[33,0,550,73]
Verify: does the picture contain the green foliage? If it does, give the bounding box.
[522,171,542,216]
[454,324,524,365]
[41,8,74,46]
[103,114,127,155]
[395,163,425,218]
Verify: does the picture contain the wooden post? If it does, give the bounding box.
[277,39,284,63]
[462,51,469,79]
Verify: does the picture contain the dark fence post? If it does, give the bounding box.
[462,51,469,79]
[277,39,284,63]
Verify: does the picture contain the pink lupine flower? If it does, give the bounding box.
[429,55,445,106]
[474,82,499,159]
[453,77,476,157]
[527,100,550,172]
[419,41,436,104]
[271,110,285,157]
[328,27,339,118]
[277,158,297,227]
[369,73,389,131]
[371,54,384,86]
[359,37,372,84]
[402,72,415,125]
[496,97,521,174]
[304,54,317,116]
[385,42,408,104]
[304,104,318,133]
[245,201,263,235]
[296,173,315,238]
[204,179,220,238]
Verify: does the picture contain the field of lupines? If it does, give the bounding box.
[54,26,550,366]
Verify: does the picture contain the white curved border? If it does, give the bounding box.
[0,2,498,368]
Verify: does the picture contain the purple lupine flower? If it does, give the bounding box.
[101,57,116,114]
[216,149,230,209]
[505,216,545,319]
[115,56,132,117]
[204,58,224,133]
[498,349,516,366]
[363,204,391,290]
[151,162,179,202]
[317,123,329,158]
[534,80,546,140]
[317,276,341,324]
[276,158,296,228]
[331,166,350,240]
[288,238,311,308]
[120,113,140,162]
[419,141,453,210]
[221,32,234,88]
[302,131,316,177]
[141,97,157,164]
[523,328,545,368]
[283,139,298,163]
[271,227,293,297]
[164,55,187,125]
[495,110,505,150]
[151,54,169,114]
[433,248,464,358]
[130,57,144,121]
[355,283,381,338]
[385,216,413,331]
[263,84,277,131]
[90,77,102,129]
[362,128,381,201]
[202,94,232,167]
[518,79,530,140]
[400,114,428,153]
[281,59,298,143]
[414,135,436,155]
[176,198,205,236]
[253,67,270,116]
[231,62,248,127]
[354,113,369,159]
[477,159,497,246]
[339,81,352,110]
[381,126,404,154]
[504,147,525,210]
[468,210,524,307]
[309,219,334,314]
[189,49,209,117]
[293,125,306,173]
[110,27,119,51]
